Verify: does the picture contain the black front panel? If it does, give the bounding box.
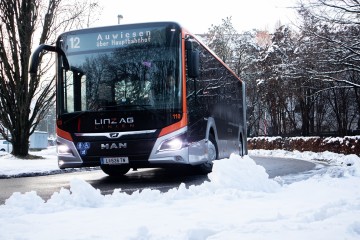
[75,135,158,166]
[58,109,181,133]
[58,110,181,165]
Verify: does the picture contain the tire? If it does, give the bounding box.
[194,134,218,174]
[100,165,130,177]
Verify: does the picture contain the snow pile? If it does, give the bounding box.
[205,154,280,192]
[3,155,281,212]
[0,147,58,177]
[1,152,360,239]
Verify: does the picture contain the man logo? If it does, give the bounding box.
[109,132,120,139]
[101,143,127,150]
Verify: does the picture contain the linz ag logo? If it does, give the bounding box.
[95,117,134,125]
[94,117,134,130]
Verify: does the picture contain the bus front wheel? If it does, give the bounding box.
[100,165,131,177]
[194,135,218,174]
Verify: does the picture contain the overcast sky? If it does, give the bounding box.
[94,0,298,33]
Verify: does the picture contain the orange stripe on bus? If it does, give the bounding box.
[158,32,189,138]
[57,127,73,141]
[159,112,187,137]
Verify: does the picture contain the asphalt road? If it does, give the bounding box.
[0,156,316,204]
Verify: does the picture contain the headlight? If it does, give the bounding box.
[57,143,73,155]
[158,134,187,152]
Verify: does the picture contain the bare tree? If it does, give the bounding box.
[202,5,360,137]
[296,0,360,135]
[0,0,99,157]
[205,17,238,65]
[297,0,360,87]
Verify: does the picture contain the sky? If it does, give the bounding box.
[1,146,360,239]
[93,0,298,34]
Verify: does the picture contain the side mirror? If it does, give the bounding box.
[188,50,200,78]
[29,44,56,75]
[186,40,200,78]
[29,44,69,76]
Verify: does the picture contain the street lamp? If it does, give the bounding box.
[117,14,123,24]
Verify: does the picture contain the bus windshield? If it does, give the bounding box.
[57,24,181,115]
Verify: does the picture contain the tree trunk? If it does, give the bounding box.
[10,112,31,157]
[11,132,30,157]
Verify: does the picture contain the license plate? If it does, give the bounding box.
[101,157,129,165]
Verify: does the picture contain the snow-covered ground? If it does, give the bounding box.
[0,148,359,239]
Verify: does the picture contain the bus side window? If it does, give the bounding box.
[63,70,74,113]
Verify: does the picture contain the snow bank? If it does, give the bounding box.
[1,153,360,239]
[205,154,280,192]
[3,154,281,212]
[0,147,58,177]
[248,136,360,155]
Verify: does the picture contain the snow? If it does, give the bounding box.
[1,148,360,239]
[0,148,59,177]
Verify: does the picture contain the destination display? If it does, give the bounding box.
[62,26,167,54]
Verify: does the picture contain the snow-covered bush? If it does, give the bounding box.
[248,136,360,156]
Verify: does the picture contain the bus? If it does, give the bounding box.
[29,22,247,176]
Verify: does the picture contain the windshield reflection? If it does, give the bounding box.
[61,44,180,114]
